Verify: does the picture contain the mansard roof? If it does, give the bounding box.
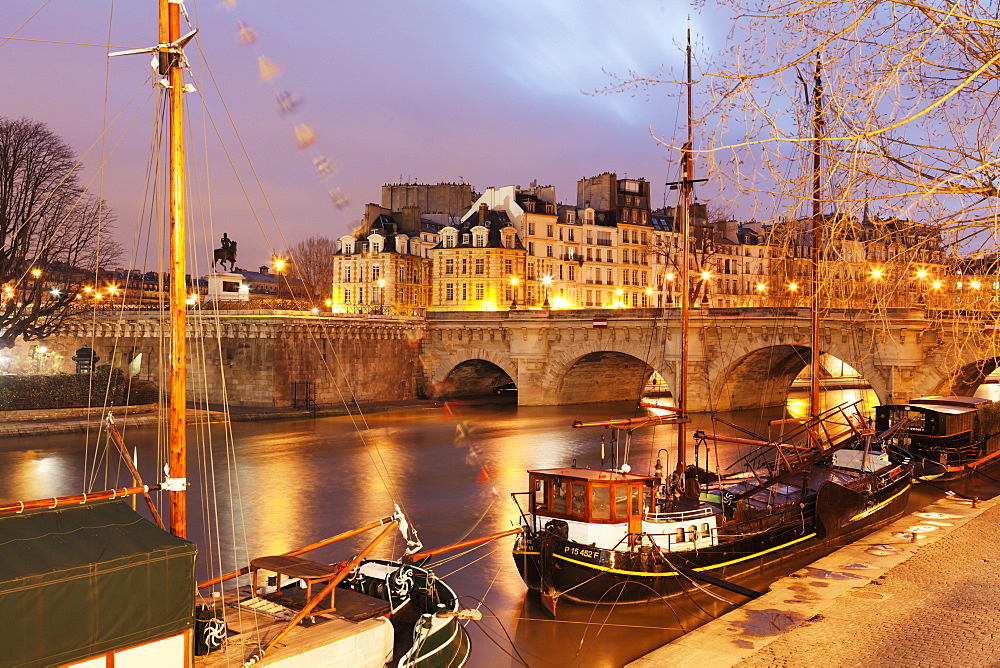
[432,210,524,250]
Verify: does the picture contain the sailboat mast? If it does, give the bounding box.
[677,21,693,476]
[161,0,187,539]
[809,55,823,421]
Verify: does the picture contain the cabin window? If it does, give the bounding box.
[675,527,685,543]
[643,487,652,515]
[571,483,587,518]
[630,486,641,516]
[591,485,611,520]
[701,523,711,539]
[614,486,628,520]
[552,480,567,513]
[534,479,548,511]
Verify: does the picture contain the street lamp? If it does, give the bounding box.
[378,278,385,313]
[542,275,552,309]
[510,276,519,310]
[665,272,675,305]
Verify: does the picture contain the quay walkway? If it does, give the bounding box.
[631,482,1000,667]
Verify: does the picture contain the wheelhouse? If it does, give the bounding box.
[526,467,719,552]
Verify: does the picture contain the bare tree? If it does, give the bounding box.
[287,235,336,299]
[0,117,120,348]
[601,2,1000,256]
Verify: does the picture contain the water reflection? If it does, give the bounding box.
[0,391,950,667]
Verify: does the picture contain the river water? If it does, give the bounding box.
[0,386,982,667]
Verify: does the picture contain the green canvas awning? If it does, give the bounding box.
[0,498,196,667]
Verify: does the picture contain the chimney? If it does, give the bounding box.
[478,202,488,225]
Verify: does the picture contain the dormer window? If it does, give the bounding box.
[525,200,536,212]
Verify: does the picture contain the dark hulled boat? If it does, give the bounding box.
[511,406,913,609]
[875,395,1000,479]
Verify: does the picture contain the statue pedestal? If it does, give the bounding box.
[207,272,249,301]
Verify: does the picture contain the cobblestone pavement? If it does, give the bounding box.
[738,501,1000,668]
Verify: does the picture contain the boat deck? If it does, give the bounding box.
[719,466,865,509]
[197,584,393,666]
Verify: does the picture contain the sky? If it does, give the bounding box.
[1,1,720,271]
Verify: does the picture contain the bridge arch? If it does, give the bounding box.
[427,349,518,398]
[542,339,666,405]
[708,340,878,411]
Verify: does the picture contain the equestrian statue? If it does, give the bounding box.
[214,233,238,272]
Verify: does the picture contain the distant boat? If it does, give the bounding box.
[875,395,1000,479]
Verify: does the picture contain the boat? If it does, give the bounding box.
[875,395,1000,479]
[510,34,914,614]
[0,3,479,665]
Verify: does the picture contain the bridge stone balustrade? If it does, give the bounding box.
[9,307,1000,411]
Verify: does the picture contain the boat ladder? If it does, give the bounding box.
[235,596,304,622]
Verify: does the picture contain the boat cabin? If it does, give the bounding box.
[875,396,985,451]
[527,467,719,552]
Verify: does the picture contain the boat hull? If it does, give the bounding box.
[514,472,911,606]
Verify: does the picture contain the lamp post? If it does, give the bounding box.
[542,275,552,309]
[510,276,519,310]
[699,270,711,306]
[665,272,675,305]
[377,278,385,313]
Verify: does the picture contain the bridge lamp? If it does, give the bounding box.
[509,276,519,310]
[107,285,118,295]
[83,286,92,293]
[615,288,624,296]
[972,281,982,290]
[94,293,103,300]
[700,271,711,281]
[915,269,928,279]
[645,288,653,295]
[31,269,41,278]
[542,275,553,309]
[311,307,319,314]
[788,283,798,292]
[273,258,286,273]
[756,283,766,292]
[49,288,61,297]
[870,269,883,279]
[932,281,942,290]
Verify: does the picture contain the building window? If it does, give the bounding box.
[568,229,575,242]
[461,283,468,300]
[445,259,455,275]
[528,242,535,256]
[504,259,513,275]
[528,222,536,236]
[344,288,351,303]
[624,272,631,285]
[344,267,352,282]
[461,258,468,274]
[546,246,553,258]
[476,283,484,300]
[372,265,381,281]
[547,224,553,237]
[475,258,485,275]
[569,265,575,281]
[567,211,576,224]
[622,230,629,243]
[446,283,454,301]
[474,234,485,248]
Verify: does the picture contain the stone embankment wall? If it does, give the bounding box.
[11,313,428,409]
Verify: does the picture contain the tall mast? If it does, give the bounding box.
[677,21,693,476]
[162,0,187,539]
[809,55,823,421]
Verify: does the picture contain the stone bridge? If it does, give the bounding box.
[10,307,1000,410]
[421,307,1000,410]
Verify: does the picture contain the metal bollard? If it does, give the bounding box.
[973,497,980,509]
[910,532,918,543]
